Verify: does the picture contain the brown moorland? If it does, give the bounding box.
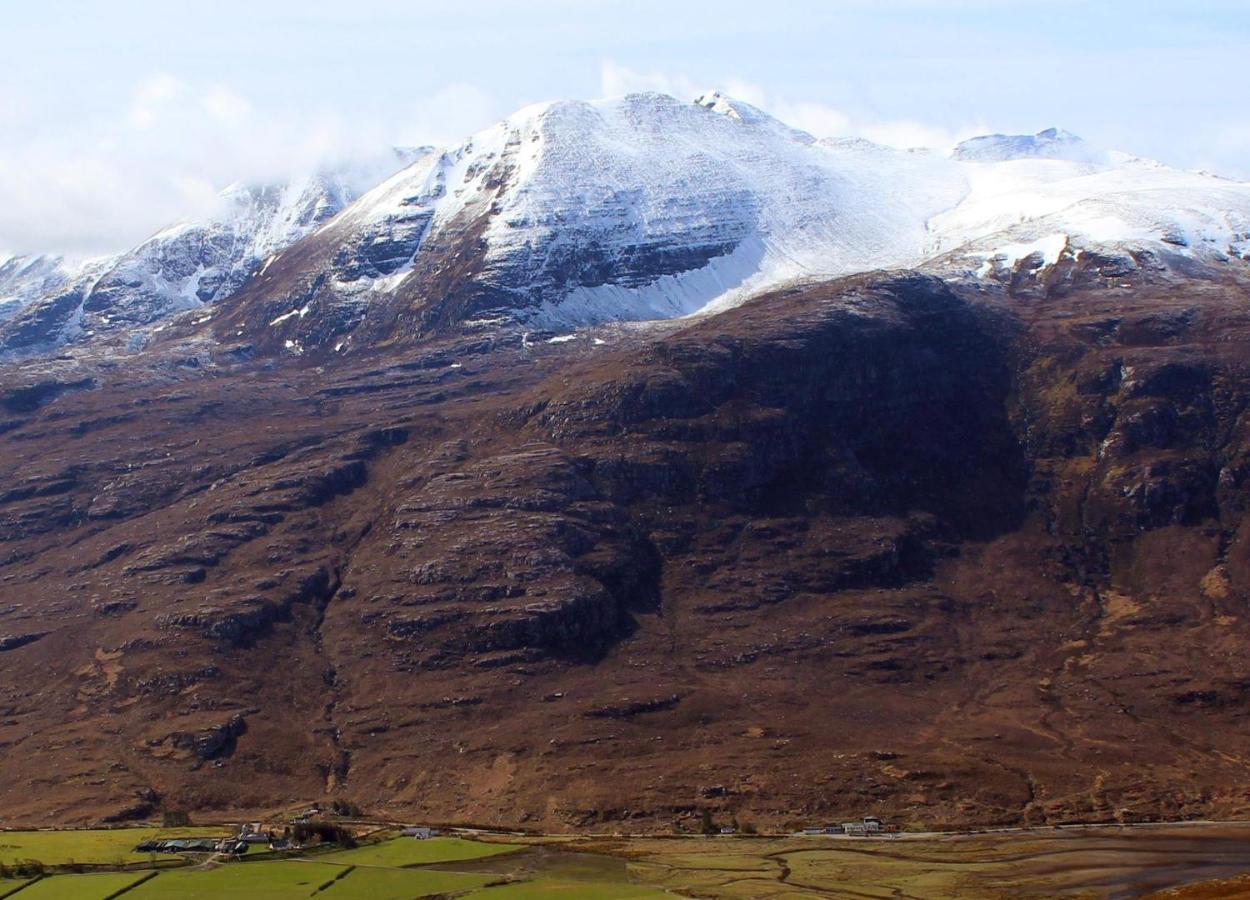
[1,267,1249,832]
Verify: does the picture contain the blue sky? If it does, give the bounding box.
[2,0,1246,255]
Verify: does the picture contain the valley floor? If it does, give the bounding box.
[4,822,1250,898]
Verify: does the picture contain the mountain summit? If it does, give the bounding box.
[950,126,1092,162]
[212,95,1248,358]
[2,92,1249,362]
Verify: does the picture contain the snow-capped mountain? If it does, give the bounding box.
[0,149,426,356]
[924,128,1250,283]
[213,90,965,351]
[5,91,1250,361]
[211,93,1250,356]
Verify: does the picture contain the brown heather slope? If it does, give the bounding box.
[1,271,1249,830]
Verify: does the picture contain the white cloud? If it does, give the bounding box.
[717,74,986,151]
[201,85,254,126]
[598,61,988,152]
[767,101,852,140]
[599,61,704,102]
[397,83,506,148]
[0,62,991,258]
[1195,122,1250,179]
[0,75,503,257]
[857,119,988,152]
[127,73,187,129]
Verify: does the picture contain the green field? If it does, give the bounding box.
[322,866,496,898]
[6,823,1250,898]
[11,871,151,899]
[318,836,521,867]
[0,827,229,866]
[468,878,671,899]
[428,844,675,899]
[124,860,496,899]
[125,861,338,899]
[0,880,35,900]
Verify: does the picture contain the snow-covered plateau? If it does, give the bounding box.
[4,91,1249,358]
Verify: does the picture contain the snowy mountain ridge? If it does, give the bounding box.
[4,91,1250,358]
[0,149,425,356]
[217,92,1249,355]
[0,254,67,316]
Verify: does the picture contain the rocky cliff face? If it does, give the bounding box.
[1,265,1249,830]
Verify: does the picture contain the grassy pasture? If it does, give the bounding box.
[317,835,522,867]
[5,823,1250,898]
[467,878,672,899]
[321,865,496,898]
[10,871,151,899]
[125,860,497,899]
[125,861,339,899]
[0,880,35,900]
[0,827,230,866]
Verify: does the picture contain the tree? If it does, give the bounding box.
[699,809,717,835]
[0,859,45,879]
[293,821,357,848]
[162,809,191,827]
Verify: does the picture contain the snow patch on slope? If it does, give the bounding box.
[930,154,1250,276]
